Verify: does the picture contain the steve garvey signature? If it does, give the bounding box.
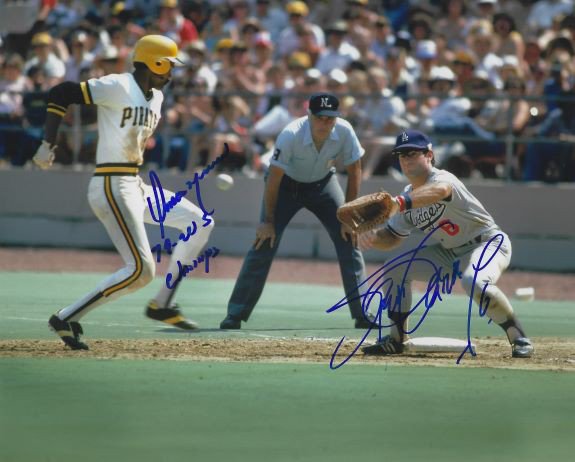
[327,223,503,369]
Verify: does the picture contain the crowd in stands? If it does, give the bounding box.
[1,0,575,182]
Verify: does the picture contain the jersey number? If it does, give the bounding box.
[438,220,460,236]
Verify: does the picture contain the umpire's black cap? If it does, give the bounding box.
[308,93,341,117]
[392,129,433,152]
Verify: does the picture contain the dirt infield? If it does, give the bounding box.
[1,247,574,371]
[1,337,574,371]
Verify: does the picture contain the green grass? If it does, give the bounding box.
[1,359,574,462]
[0,272,574,462]
[1,272,572,341]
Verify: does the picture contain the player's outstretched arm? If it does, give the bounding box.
[33,81,86,169]
[398,182,452,210]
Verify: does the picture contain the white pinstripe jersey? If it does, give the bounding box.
[80,73,163,165]
[386,168,498,249]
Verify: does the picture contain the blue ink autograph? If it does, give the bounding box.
[166,246,220,289]
[327,222,503,369]
[151,221,198,263]
[146,143,229,239]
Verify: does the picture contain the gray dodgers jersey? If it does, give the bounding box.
[270,116,364,182]
[386,168,498,248]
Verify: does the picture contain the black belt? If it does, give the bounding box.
[94,163,139,176]
[466,235,483,246]
[282,171,334,191]
[457,234,486,248]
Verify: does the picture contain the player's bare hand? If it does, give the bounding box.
[33,140,56,170]
[254,222,276,250]
[358,229,377,251]
[341,223,358,248]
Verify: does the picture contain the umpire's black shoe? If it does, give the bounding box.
[220,315,242,330]
[362,335,404,356]
[145,300,199,330]
[48,315,89,350]
[354,312,380,329]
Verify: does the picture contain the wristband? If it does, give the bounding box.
[402,193,413,210]
[395,195,406,212]
[396,193,412,212]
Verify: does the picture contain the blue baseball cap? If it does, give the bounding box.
[308,93,340,117]
[393,129,433,152]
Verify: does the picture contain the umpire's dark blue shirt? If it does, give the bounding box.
[270,116,364,182]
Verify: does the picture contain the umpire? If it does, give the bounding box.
[220,93,375,329]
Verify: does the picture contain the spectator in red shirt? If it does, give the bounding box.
[158,0,199,48]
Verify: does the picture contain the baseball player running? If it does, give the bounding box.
[33,35,214,350]
[360,129,533,358]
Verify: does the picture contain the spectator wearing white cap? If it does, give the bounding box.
[92,45,123,77]
[64,31,95,82]
[326,68,349,97]
[421,66,472,133]
[464,70,502,128]
[315,20,360,74]
[414,39,441,83]
[427,69,517,177]
[499,54,524,82]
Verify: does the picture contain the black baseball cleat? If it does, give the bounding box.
[48,315,89,350]
[362,335,404,356]
[219,315,242,330]
[354,312,380,329]
[511,337,534,358]
[145,300,199,330]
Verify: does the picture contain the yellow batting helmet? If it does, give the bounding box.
[133,35,181,75]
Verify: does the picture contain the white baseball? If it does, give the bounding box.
[215,173,234,191]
